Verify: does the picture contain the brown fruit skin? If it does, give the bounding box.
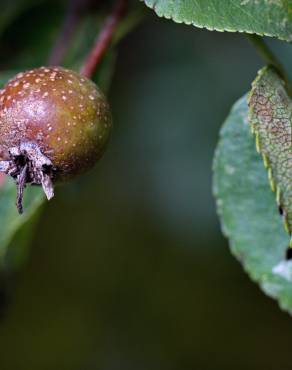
[0,66,112,181]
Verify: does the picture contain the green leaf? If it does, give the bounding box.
[142,0,292,42]
[213,95,292,315]
[0,177,44,269]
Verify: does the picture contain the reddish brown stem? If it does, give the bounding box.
[80,0,127,78]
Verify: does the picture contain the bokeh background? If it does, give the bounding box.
[1,1,292,369]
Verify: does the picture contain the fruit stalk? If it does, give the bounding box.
[80,0,127,78]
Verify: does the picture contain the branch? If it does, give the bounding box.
[80,0,127,78]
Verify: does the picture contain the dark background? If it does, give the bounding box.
[0,1,292,369]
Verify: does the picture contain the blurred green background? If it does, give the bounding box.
[1,1,292,369]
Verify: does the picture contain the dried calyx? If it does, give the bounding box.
[0,142,54,213]
[0,66,112,213]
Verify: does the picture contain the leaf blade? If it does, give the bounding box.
[143,0,292,41]
[0,177,44,267]
[213,95,292,314]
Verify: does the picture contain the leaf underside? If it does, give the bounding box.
[248,66,292,237]
[143,0,292,41]
[213,95,292,315]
